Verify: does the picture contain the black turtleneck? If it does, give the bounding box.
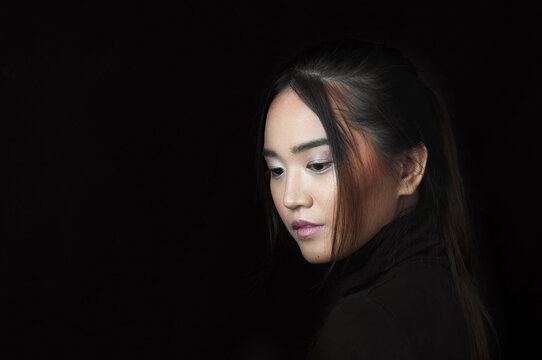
[306,213,470,360]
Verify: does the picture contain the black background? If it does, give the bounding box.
[3,1,541,359]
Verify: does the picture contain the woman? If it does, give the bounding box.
[255,39,497,359]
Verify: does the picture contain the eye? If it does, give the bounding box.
[308,161,333,173]
[267,167,284,178]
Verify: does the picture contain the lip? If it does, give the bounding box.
[291,219,324,238]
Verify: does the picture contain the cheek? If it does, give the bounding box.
[269,182,286,217]
[364,173,399,226]
[317,172,337,211]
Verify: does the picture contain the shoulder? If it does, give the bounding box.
[307,291,414,360]
[307,262,470,360]
[365,262,470,358]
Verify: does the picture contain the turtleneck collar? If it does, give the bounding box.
[320,211,450,300]
[337,212,449,298]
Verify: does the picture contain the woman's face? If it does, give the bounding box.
[264,88,402,264]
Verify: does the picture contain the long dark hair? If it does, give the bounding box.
[255,39,497,360]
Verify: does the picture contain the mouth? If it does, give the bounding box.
[295,225,324,237]
[292,219,324,238]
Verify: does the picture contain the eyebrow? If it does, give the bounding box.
[263,138,329,158]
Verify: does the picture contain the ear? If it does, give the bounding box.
[397,143,428,196]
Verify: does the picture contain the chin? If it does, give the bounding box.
[298,243,333,264]
[304,256,332,264]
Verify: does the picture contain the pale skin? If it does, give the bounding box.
[263,88,428,263]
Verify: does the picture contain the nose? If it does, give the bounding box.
[282,170,313,210]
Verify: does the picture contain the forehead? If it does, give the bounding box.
[264,88,326,149]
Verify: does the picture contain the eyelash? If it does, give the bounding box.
[308,161,333,173]
[266,161,334,179]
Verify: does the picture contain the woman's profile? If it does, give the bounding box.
[255,39,497,359]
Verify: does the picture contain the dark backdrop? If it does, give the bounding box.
[3,1,541,359]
